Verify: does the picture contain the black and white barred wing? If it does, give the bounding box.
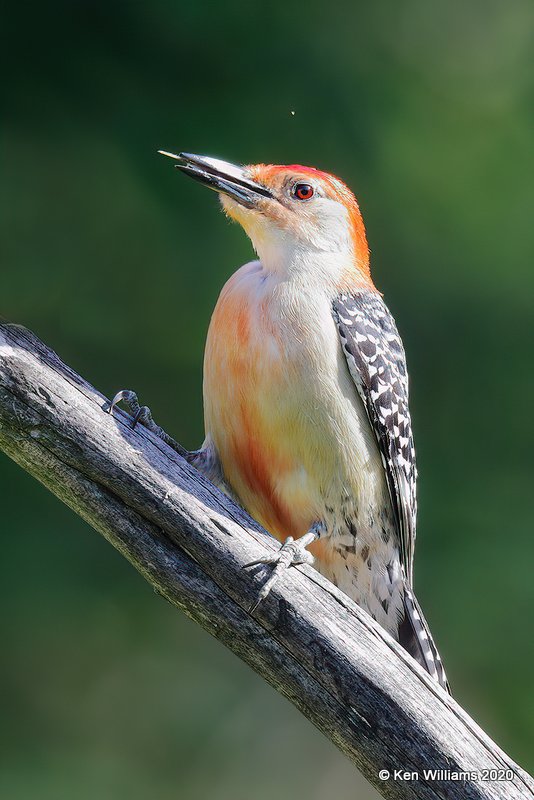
[332,291,417,585]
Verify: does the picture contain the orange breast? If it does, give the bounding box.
[203,263,317,543]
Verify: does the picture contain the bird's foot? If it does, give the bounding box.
[105,389,188,457]
[244,528,320,613]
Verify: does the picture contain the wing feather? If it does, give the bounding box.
[333,292,417,585]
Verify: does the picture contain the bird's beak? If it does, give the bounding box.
[158,151,273,208]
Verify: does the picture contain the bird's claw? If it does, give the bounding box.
[244,536,315,613]
[105,389,187,457]
[105,389,140,420]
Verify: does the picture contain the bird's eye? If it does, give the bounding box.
[293,182,314,201]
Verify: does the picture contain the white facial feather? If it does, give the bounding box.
[220,194,355,286]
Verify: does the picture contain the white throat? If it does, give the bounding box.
[246,219,354,289]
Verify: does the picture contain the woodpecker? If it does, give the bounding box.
[110,151,449,691]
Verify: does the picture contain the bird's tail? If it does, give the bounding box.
[398,587,450,693]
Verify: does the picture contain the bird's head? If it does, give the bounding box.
[159,151,371,287]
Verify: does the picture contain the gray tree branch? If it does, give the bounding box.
[0,321,531,800]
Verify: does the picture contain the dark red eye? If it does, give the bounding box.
[293,182,314,200]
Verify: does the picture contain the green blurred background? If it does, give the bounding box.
[2,1,533,798]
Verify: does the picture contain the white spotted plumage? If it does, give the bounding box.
[333,292,417,582]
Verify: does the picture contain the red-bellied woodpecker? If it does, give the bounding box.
[110,151,449,692]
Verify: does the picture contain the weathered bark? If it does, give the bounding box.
[0,322,531,800]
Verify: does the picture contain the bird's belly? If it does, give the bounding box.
[202,263,390,552]
[206,357,327,540]
[206,359,402,631]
